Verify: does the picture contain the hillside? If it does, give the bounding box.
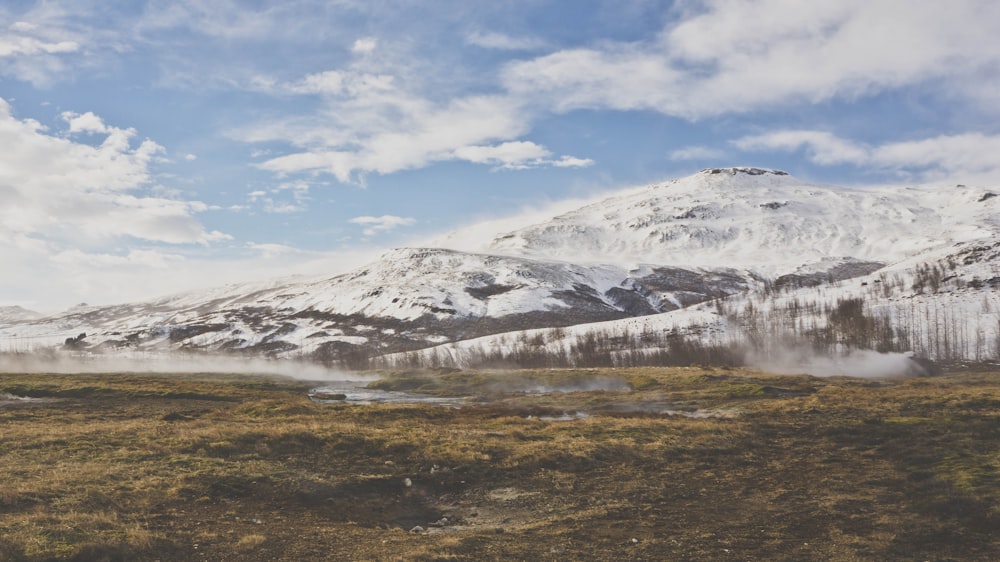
[2,167,998,368]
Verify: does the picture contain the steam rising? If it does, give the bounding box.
[749,347,926,378]
[486,375,631,395]
[0,352,356,381]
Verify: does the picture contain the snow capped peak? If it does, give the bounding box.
[0,306,42,325]
[659,166,801,193]
[699,167,789,177]
[489,168,998,276]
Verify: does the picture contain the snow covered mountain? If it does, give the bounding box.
[489,167,997,276]
[376,237,1000,370]
[0,248,750,364]
[2,167,998,367]
[0,306,42,325]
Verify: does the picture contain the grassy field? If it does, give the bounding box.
[1,366,998,561]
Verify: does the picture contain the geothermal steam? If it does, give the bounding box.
[749,347,926,378]
[0,352,357,381]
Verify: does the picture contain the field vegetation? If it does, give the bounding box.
[1,366,998,560]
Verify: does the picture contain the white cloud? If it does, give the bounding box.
[249,84,537,182]
[246,182,309,214]
[0,33,78,57]
[735,129,1000,182]
[503,46,684,114]
[0,11,90,86]
[243,57,595,182]
[263,200,305,214]
[51,248,186,269]
[454,141,551,169]
[733,130,869,165]
[0,19,78,59]
[349,214,416,236]
[501,0,1000,118]
[552,156,594,168]
[352,37,377,54]
[61,111,110,134]
[669,146,728,161]
[0,98,227,251]
[465,31,546,51]
[245,242,304,259]
[184,153,197,161]
[285,69,395,96]
[275,179,312,192]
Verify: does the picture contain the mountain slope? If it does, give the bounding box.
[0,248,750,363]
[0,306,42,325]
[490,167,998,276]
[2,167,998,366]
[379,237,1000,370]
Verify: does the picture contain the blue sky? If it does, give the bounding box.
[2,0,1000,311]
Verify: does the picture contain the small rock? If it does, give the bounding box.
[403,478,412,488]
[551,545,566,554]
[631,538,639,544]
[495,527,505,534]
[410,525,424,533]
[384,460,394,466]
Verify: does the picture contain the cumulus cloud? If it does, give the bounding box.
[735,129,1000,182]
[349,215,416,236]
[0,99,225,243]
[232,1,1000,185]
[245,73,591,182]
[502,0,1000,118]
[245,77,592,181]
[61,111,110,134]
[0,98,231,308]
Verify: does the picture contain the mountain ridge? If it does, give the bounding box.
[2,167,997,366]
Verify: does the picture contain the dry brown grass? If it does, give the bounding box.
[0,367,998,560]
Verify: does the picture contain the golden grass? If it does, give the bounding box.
[236,533,267,551]
[0,367,998,560]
